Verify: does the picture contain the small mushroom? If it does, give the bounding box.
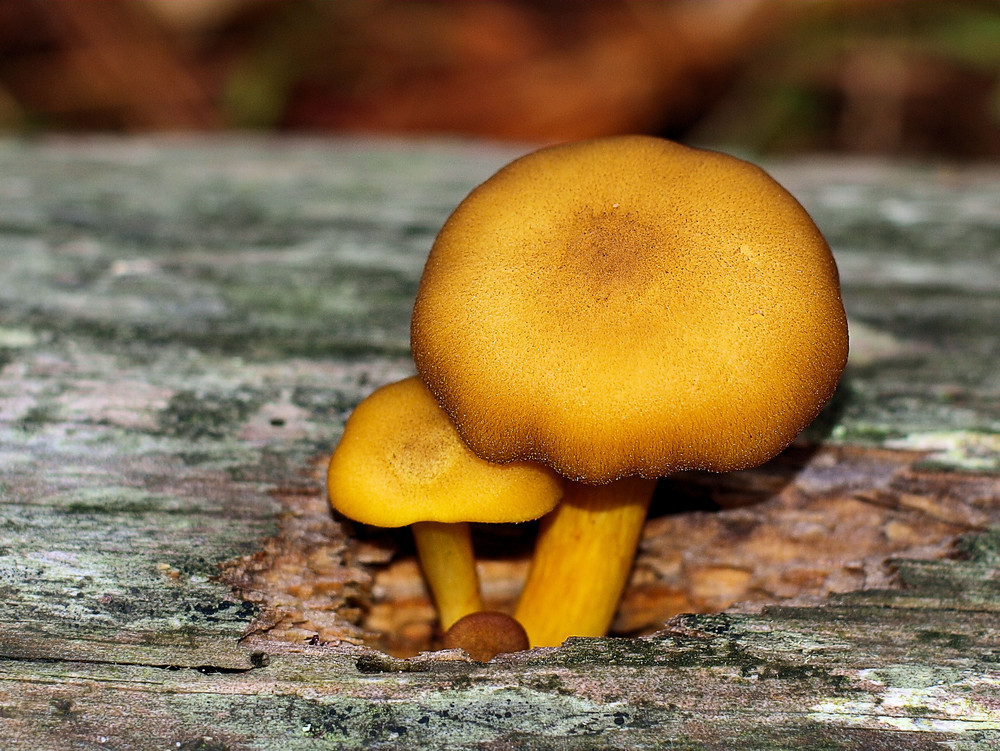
[441,611,530,662]
[327,376,563,632]
[411,136,849,646]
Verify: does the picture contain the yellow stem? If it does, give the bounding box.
[514,477,656,647]
[411,520,484,631]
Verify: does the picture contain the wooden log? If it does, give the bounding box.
[0,137,998,748]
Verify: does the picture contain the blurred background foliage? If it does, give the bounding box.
[1,0,999,158]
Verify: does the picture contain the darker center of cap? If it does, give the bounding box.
[560,208,665,302]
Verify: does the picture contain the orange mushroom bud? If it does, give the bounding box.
[411,136,849,646]
[441,611,530,662]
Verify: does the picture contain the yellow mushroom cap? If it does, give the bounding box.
[327,376,564,527]
[411,136,849,484]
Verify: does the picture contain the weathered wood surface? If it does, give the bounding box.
[0,137,999,749]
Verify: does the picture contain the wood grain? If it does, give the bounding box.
[0,138,997,748]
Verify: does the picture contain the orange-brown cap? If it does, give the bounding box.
[411,136,848,483]
[327,377,564,527]
[441,611,530,661]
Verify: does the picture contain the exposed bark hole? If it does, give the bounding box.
[221,446,994,658]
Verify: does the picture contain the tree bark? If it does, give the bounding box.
[0,138,997,749]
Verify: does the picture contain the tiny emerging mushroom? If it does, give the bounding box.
[441,611,530,662]
[326,376,563,636]
[410,135,849,647]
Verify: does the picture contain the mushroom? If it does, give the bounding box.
[327,376,563,633]
[410,135,849,646]
[441,611,530,662]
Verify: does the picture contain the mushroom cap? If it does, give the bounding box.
[411,136,849,483]
[327,376,564,527]
[441,611,530,661]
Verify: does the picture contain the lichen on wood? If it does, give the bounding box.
[1,137,999,749]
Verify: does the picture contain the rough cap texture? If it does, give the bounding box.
[411,136,849,483]
[327,377,563,526]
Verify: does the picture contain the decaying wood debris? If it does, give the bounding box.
[1,138,998,749]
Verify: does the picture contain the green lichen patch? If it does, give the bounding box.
[158,388,266,440]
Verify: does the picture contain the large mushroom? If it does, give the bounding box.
[327,376,563,633]
[410,135,849,646]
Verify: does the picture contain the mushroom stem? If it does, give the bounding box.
[412,520,484,631]
[514,477,656,647]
